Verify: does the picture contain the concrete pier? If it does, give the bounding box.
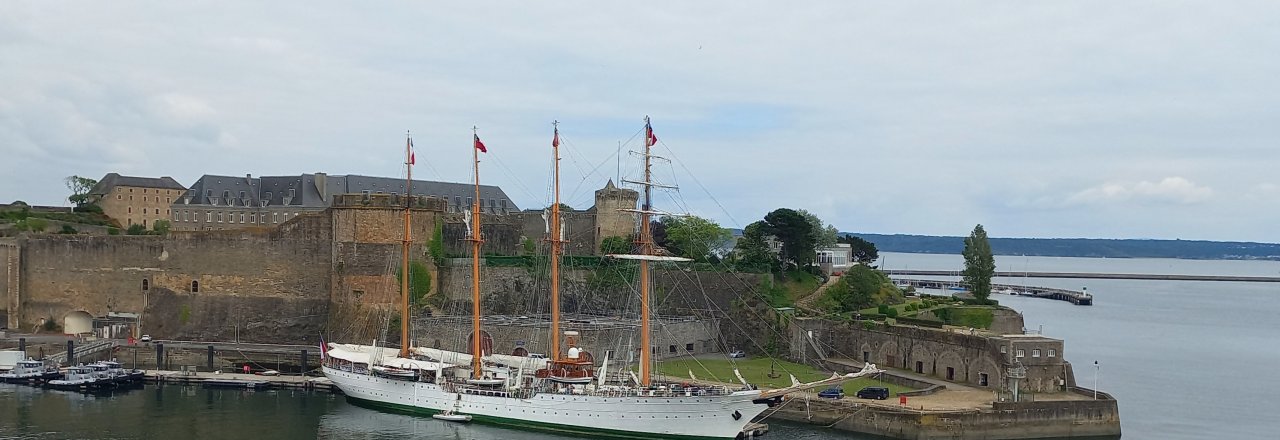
[885,269,1280,282]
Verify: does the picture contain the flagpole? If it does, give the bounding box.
[470,126,484,379]
[400,131,412,358]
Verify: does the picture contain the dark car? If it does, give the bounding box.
[856,386,890,400]
[817,387,844,399]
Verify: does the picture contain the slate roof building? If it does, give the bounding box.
[88,173,188,229]
[169,172,518,231]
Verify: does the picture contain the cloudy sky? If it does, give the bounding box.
[3,1,1279,242]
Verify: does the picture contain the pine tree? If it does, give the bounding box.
[962,224,996,303]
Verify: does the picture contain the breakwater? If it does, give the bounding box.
[884,269,1280,282]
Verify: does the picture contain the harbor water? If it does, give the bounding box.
[3,252,1277,439]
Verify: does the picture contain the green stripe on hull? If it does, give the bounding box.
[343,395,735,440]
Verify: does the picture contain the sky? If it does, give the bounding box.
[2,1,1279,242]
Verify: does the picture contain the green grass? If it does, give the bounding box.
[780,270,821,302]
[655,357,912,396]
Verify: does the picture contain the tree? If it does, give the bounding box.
[599,235,632,255]
[151,220,171,235]
[732,221,776,272]
[762,208,816,268]
[838,235,880,264]
[962,224,996,303]
[660,215,731,262]
[797,209,838,249]
[398,260,434,308]
[64,175,98,207]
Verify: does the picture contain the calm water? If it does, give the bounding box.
[0,384,860,440]
[3,253,1277,439]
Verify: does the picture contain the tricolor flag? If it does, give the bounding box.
[645,122,658,147]
[552,128,560,148]
[319,333,328,360]
[474,135,488,153]
[408,137,416,165]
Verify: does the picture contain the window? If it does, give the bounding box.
[117,195,121,200]
[249,213,256,223]
[191,280,200,293]
[166,197,170,203]
[141,279,149,291]
[273,212,279,223]
[685,343,694,352]
[979,373,989,387]
[238,191,245,199]
[217,212,223,222]
[239,213,245,223]
[143,196,147,202]
[206,212,212,222]
[1032,349,1041,358]
[605,350,614,359]
[668,345,677,354]
[1000,346,1007,354]
[142,208,147,214]
[1048,349,1057,358]
[183,211,188,221]
[128,207,132,213]
[1016,349,1026,358]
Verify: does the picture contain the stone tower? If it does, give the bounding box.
[592,180,639,253]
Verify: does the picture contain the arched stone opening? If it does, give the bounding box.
[64,311,93,335]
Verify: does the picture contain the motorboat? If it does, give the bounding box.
[0,359,61,383]
[432,410,472,422]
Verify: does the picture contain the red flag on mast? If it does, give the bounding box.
[474,135,488,153]
[408,138,416,165]
[645,122,658,147]
[552,128,560,148]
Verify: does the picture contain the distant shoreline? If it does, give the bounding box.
[846,233,1280,261]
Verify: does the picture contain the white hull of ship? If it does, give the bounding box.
[324,366,767,439]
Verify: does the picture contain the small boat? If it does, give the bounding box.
[433,410,472,422]
[97,360,145,383]
[46,365,102,390]
[465,377,505,386]
[0,359,61,383]
[202,379,272,390]
[371,365,416,379]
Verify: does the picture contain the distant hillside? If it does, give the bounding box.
[843,233,1280,261]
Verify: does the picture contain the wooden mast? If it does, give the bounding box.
[549,121,564,361]
[400,132,412,358]
[639,116,655,386]
[469,127,485,378]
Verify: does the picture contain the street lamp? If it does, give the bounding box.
[1093,360,1100,400]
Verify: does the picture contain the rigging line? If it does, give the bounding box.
[561,137,623,204]
[655,139,748,229]
[488,152,541,206]
[654,310,726,384]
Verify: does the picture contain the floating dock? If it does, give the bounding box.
[145,370,337,392]
[892,278,1093,305]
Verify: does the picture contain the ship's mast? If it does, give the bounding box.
[639,116,655,386]
[549,121,564,361]
[469,127,485,378]
[400,132,413,358]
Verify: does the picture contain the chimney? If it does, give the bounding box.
[314,172,328,204]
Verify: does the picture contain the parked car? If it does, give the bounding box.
[856,386,890,400]
[817,387,844,399]
[139,335,152,342]
[527,353,547,359]
[728,350,746,358]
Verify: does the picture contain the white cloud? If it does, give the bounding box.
[1065,177,1213,206]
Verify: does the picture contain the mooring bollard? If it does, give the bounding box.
[18,337,25,353]
[66,340,75,365]
[156,343,165,370]
[207,345,215,371]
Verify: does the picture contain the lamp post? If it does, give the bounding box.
[1093,360,1099,400]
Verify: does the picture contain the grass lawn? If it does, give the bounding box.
[780,270,822,302]
[655,357,912,396]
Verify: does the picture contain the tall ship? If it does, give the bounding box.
[322,119,879,439]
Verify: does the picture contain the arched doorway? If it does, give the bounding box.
[512,347,529,357]
[64,311,93,335]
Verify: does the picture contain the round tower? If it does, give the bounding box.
[592,180,639,253]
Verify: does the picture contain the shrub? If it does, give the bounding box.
[877,304,890,315]
[58,225,77,234]
[861,321,876,331]
[107,227,120,235]
[126,224,147,235]
[884,307,899,318]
